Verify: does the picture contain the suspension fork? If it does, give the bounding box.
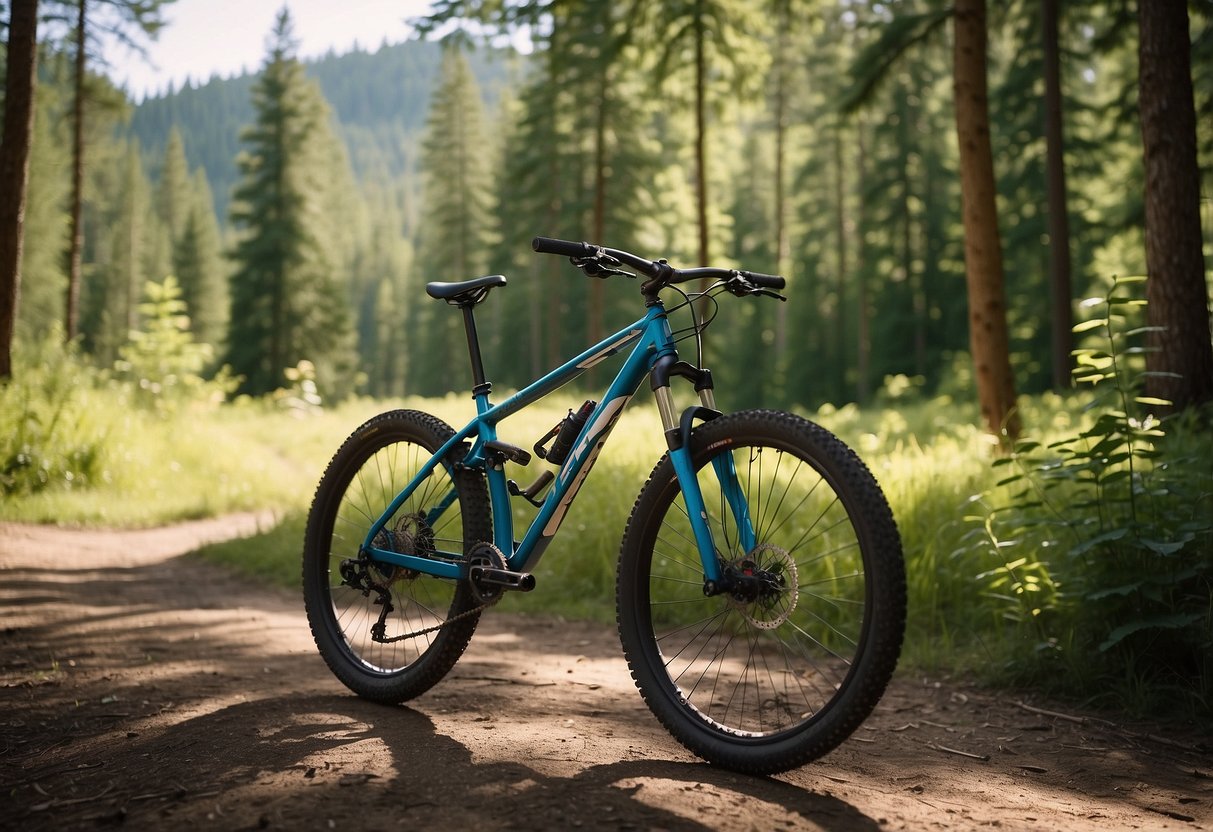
[652,362,757,584]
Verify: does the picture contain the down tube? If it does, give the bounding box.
[512,322,668,573]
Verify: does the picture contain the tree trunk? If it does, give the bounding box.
[0,0,39,380]
[1042,0,1073,391]
[855,115,870,405]
[1138,0,1213,410]
[771,0,789,377]
[588,69,608,357]
[833,126,849,399]
[693,2,708,267]
[953,0,1021,441]
[65,0,87,343]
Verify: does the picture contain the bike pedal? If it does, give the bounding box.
[469,565,537,593]
[508,470,555,507]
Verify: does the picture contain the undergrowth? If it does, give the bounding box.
[4,283,1210,719]
[957,276,1213,717]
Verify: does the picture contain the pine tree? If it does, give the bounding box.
[173,169,226,349]
[633,0,769,267]
[352,183,413,398]
[78,139,150,365]
[156,126,190,243]
[225,8,356,398]
[59,0,175,343]
[411,46,493,396]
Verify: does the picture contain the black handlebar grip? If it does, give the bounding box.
[741,271,786,290]
[532,236,593,257]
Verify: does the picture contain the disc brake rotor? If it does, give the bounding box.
[726,543,798,629]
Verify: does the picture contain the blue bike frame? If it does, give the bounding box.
[360,298,751,584]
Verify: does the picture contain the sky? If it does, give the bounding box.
[104,0,437,100]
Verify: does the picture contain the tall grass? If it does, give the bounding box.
[5,335,1209,717]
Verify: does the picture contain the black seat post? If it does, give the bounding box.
[461,304,490,395]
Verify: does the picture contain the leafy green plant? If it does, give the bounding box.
[967,276,1213,712]
[0,336,107,496]
[114,276,238,414]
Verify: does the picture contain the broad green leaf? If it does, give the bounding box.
[1136,537,1190,556]
[1099,613,1203,652]
[1087,581,1144,600]
[1070,527,1129,557]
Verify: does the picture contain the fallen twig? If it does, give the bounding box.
[30,782,115,811]
[1145,806,1196,823]
[1014,701,1204,753]
[455,674,556,687]
[926,742,989,762]
[1014,701,1089,725]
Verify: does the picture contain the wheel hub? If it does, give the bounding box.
[723,543,798,629]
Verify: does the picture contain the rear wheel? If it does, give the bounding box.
[303,410,491,703]
[617,410,905,774]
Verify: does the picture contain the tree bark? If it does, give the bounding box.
[855,116,870,405]
[834,126,849,397]
[1138,0,1213,410]
[693,1,708,267]
[65,0,87,343]
[1042,0,1073,391]
[0,0,39,379]
[589,68,608,354]
[953,0,1021,440]
[771,0,789,376]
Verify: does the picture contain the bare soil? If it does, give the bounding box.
[1,516,1209,831]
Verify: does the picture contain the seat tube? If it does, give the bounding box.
[654,384,722,582]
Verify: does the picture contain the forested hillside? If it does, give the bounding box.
[128,39,518,220]
[6,1,1211,412]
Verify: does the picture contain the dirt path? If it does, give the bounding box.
[1,517,1209,831]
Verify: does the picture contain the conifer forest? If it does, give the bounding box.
[2,1,1210,413]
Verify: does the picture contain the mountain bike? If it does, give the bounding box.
[302,237,907,774]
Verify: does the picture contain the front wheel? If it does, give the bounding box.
[617,410,906,774]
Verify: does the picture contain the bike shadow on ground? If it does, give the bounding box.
[5,692,882,831]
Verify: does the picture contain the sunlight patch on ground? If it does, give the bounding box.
[616,776,821,830]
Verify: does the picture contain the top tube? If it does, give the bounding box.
[481,303,668,423]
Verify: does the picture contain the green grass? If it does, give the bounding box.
[6,354,1209,718]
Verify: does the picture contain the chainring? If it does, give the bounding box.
[466,541,508,605]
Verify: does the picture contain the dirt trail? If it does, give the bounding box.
[1,517,1209,831]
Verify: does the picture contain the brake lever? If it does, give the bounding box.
[570,254,636,279]
[723,276,786,301]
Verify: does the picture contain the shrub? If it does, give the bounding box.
[965,276,1213,713]
[0,335,108,496]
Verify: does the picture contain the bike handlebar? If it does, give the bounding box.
[531,236,786,292]
[531,236,592,258]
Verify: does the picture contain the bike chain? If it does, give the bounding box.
[371,594,498,644]
[363,542,506,644]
